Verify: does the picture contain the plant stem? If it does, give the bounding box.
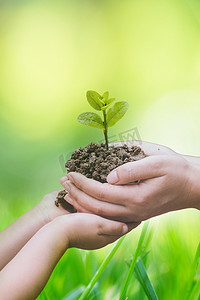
[119,221,149,300]
[103,110,109,150]
[79,236,126,300]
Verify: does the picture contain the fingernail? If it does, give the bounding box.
[63,180,71,192]
[107,170,119,184]
[59,176,67,184]
[67,173,74,184]
[122,225,128,234]
[65,195,74,205]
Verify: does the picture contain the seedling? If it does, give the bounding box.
[77,90,129,150]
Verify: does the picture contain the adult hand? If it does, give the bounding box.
[60,141,200,222]
[112,140,200,164]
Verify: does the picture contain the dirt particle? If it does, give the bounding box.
[57,143,146,210]
[55,190,76,212]
[65,143,146,183]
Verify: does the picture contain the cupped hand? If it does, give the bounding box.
[55,213,139,250]
[37,190,71,224]
[59,141,200,222]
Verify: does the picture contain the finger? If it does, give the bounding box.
[64,194,91,214]
[97,218,128,236]
[59,176,67,185]
[63,181,127,218]
[65,172,138,205]
[100,235,122,245]
[99,220,141,237]
[126,222,141,232]
[107,155,167,184]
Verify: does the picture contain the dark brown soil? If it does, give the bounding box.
[66,142,145,183]
[55,190,76,213]
[55,143,146,210]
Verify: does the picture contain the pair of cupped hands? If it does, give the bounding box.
[40,141,200,250]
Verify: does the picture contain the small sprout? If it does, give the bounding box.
[77,90,129,150]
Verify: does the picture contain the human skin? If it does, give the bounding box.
[0,190,69,270]
[60,141,200,223]
[0,189,137,267]
[0,191,138,300]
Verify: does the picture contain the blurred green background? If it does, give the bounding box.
[0,0,200,299]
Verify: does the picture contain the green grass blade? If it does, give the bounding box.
[119,221,149,300]
[79,236,126,300]
[62,285,85,300]
[134,257,159,300]
[192,242,200,273]
[39,290,50,300]
[188,278,200,300]
[187,242,200,300]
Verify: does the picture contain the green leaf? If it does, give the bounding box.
[86,90,103,111]
[107,101,129,127]
[134,257,159,300]
[102,91,109,103]
[119,221,149,300]
[40,291,50,300]
[101,103,112,111]
[77,112,104,129]
[187,242,200,299]
[62,285,85,300]
[106,97,115,105]
[79,236,126,300]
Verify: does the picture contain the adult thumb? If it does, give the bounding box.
[107,155,167,184]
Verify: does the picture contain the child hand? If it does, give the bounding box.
[55,213,139,250]
[37,190,72,224]
[0,212,139,300]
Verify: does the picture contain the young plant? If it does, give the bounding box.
[77,90,129,150]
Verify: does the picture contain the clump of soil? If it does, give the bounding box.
[55,190,76,213]
[55,143,146,210]
[66,143,146,183]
